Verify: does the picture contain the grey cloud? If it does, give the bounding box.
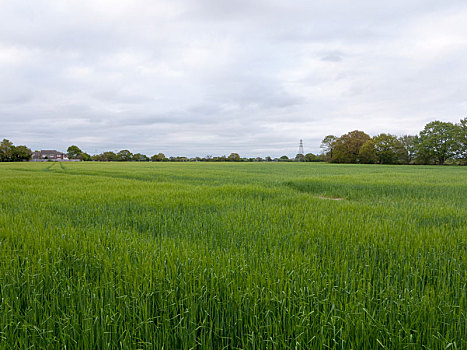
[321,54,342,62]
[1,0,467,157]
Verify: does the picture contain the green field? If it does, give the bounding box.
[0,162,465,349]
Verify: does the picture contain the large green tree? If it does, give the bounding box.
[398,135,416,164]
[358,139,377,164]
[67,145,83,159]
[151,153,167,162]
[320,135,338,161]
[93,151,117,161]
[67,145,91,161]
[415,121,458,165]
[372,133,405,164]
[332,130,370,163]
[0,139,15,161]
[304,153,318,162]
[227,153,241,162]
[132,153,149,161]
[295,153,305,162]
[12,145,32,161]
[116,150,133,161]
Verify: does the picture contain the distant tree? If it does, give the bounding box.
[358,140,377,164]
[304,153,318,162]
[316,153,327,162]
[398,135,416,164]
[265,156,272,162]
[99,151,117,161]
[0,139,15,162]
[413,136,432,164]
[372,133,405,164]
[415,121,458,165]
[80,152,91,161]
[227,153,241,161]
[213,155,227,162]
[12,145,32,161]
[116,150,133,161]
[132,153,149,161]
[295,153,305,162]
[67,145,91,161]
[279,155,289,161]
[320,135,338,161]
[151,153,167,162]
[332,130,370,163]
[168,156,188,162]
[67,145,83,159]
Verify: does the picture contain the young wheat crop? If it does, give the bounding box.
[0,162,465,349]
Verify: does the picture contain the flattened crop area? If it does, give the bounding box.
[0,162,465,349]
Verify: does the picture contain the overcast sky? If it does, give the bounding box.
[1,0,466,157]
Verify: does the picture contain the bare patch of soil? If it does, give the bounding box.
[316,196,344,201]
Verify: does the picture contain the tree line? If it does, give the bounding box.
[73,148,315,162]
[0,142,320,163]
[1,118,465,164]
[320,118,466,165]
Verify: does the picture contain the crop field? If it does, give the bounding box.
[0,162,465,349]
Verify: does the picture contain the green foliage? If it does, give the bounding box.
[151,153,167,161]
[104,153,113,161]
[93,151,117,161]
[320,135,337,161]
[398,135,416,164]
[304,153,318,162]
[415,121,458,165]
[67,145,83,159]
[332,130,370,163]
[67,145,91,161]
[324,119,463,165]
[0,139,32,162]
[456,117,467,161]
[0,139,15,161]
[11,145,32,161]
[358,139,377,164]
[80,152,91,161]
[295,153,305,161]
[372,133,405,164]
[0,162,465,349]
[227,153,241,161]
[132,153,149,161]
[169,156,189,161]
[116,149,133,161]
